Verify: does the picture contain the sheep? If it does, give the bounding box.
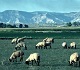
[45,41,52,49]
[11,37,18,44]
[43,37,54,43]
[15,42,27,50]
[70,42,76,49]
[25,53,40,66]
[69,52,80,66]
[35,41,46,49]
[43,38,52,49]
[9,50,24,62]
[35,39,52,49]
[62,42,67,49]
[17,36,26,43]
[43,37,48,42]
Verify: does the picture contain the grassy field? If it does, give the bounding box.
[0,38,80,70]
[0,27,80,70]
[0,27,80,39]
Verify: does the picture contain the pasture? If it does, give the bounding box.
[0,28,80,70]
[0,38,80,70]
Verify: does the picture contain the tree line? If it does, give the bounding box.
[0,23,29,28]
[0,22,80,28]
[66,22,80,27]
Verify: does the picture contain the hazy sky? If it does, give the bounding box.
[0,0,80,13]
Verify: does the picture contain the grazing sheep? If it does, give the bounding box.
[11,37,18,44]
[25,53,40,66]
[15,42,27,50]
[43,37,48,42]
[69,52,80,66]
[36,40,51,49]
[70,42,76,49]
[9,51,24,62]
[44,37,54,43]
[45,41,52,49]
[62,42,67,49]
[35,41,46,49]
[17,36,26,43]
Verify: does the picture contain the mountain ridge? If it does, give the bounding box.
[0,10,80,26]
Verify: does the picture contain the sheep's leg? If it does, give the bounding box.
[35,46,37,49]
[68,46,70,49]
[50,45,51,49]
[37,61,40,66]
[35,60,40,66]
[71,61,75,66]
[20,56,23,61]
[75,45,76,49]
[78,59,80,66]
[38,46,40,49]
[65,45,67,49]
[13,60,14,62]
[25,46,27,50]
[32,60,34,65]
[41,46,42,49]
[34,60,38,65]
[45,46,47,49]
[44,46,47,49]
[37,56,40,66]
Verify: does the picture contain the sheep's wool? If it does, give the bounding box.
[70,52,79,64]
[26,53,39,61]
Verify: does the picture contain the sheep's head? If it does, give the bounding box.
[11,42,14,44]
[25,46,27,50]
[52,39,54,43]
[25,61,29,65]
[9,58,12,62]
[76,57,79,61]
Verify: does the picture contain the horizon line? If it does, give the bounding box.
[0,10,80,13]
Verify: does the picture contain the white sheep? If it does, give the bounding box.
[36,40,51,49]
[25,53,40,66]
[62,42,67,49]
[43,37,48,42]
[44,37,54,43]
[11,37,18,44]
[15,42,27,50]
[70,42,76,49]
[35,41,46,49]
[17,36,26,43]
[69,52,80,66]
[9,50,24,62]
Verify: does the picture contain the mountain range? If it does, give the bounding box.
[0,10,80,27]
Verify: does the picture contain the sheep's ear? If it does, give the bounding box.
[77,57,79,61]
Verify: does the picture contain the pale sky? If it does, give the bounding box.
[0,0,80,13]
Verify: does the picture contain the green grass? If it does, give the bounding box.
[0,28,80,70]
[0,28,80,39]
[0,27,80,31]
[0,31,80,39]
[0,39,80,70]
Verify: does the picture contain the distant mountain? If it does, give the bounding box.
[0,10,80,27]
